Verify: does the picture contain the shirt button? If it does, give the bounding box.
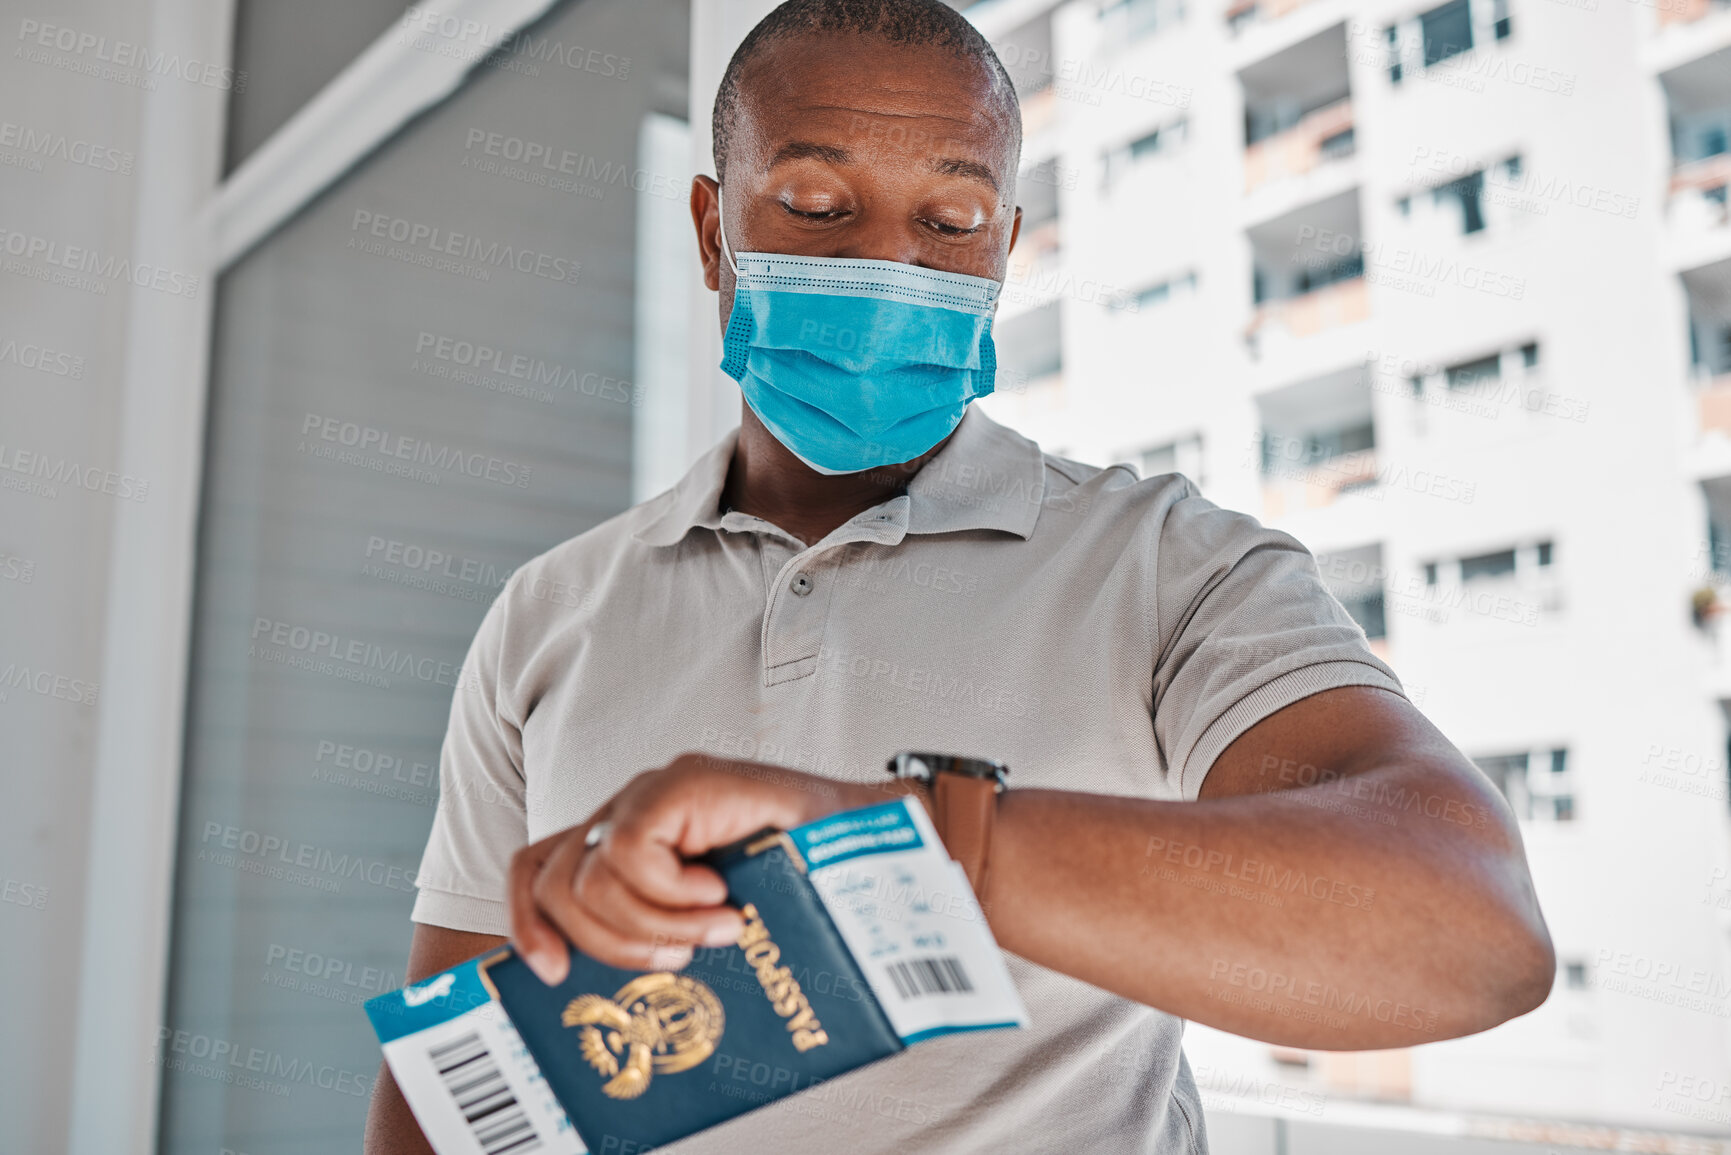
[790,572,814,597]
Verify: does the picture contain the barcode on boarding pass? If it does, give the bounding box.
[428,1030,544,1154]
[885,956,974,1000]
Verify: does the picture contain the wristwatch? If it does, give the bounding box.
[885,751,1009,900]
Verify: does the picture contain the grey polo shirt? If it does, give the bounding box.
[411,403,1405,1154]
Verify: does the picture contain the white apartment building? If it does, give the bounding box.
[965,0,1731,1138]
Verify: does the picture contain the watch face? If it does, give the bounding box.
[886,752,1008,782]
[885,752,933,779]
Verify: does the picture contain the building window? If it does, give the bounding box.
[1433,170,1487,234]
[1420,0,1474,67]
[1547,748,1573,820]
[1411,341,1540,407]
[1133,119,1187,160]
[1259,421,1374,473]
[1102,0,1186,41]
[1390,0,1510,88]
[1460,548,1517,582]
[1446,353,1501,389]
[1475,747,1575,822]
[1476,753,1530,811]
[1317,545,1388,642]
[1339,589,1388,640]
[1105,119,1188,185]
[1297,252,1364,293]
[1137,432,1206,485]
[1420,540,1559,618]
[1134,270,1198,310]
[1407,159,1523,238]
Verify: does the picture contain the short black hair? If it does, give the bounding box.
[711,0,1020,185]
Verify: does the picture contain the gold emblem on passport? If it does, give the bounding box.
[562,973,725,1100]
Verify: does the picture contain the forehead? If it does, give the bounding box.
[733,32,1017,175]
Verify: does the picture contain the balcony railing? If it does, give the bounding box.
[1670,153,1731,229]
[1022,84,1058,137]
[1696,370,1731,436]
[1658,0,1731,27]
[1244,99,1355,192]
[1021,217,1061,262]
[1226,0,1316,33]
[1260,446,1379,518]
[1247,276,1371,347]
[1002,225,1065,311]
[990,369,1067,414]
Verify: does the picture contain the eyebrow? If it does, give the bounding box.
[929,155,1000,193]
[767,140,1001,193]
[768,140,852,167]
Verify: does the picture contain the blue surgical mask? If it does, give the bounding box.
[716,191,1001,475]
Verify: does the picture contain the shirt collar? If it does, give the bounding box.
[630,404,1047,548]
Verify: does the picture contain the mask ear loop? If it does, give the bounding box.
[715,187,740,277]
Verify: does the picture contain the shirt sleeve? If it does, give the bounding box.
[1151,478,1406,800]
[410,569,527,936]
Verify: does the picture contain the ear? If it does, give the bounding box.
[690,175,723,293]
[1008,204,1023,258]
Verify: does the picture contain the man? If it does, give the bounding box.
[365,1,1554,1150]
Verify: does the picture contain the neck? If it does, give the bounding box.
[720,403,953,547]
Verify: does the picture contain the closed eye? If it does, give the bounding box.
[783,204,849,222]
[922,218,983,237]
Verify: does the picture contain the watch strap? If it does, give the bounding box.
[882,753,1006,903]
[930,771,998,900]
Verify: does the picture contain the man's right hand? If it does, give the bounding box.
[507,753,881,984]
[361,923,507,1155]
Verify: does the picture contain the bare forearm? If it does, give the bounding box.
[364,925,507,1154]
[978,764,1553,1049]
[364,1063,435,1155]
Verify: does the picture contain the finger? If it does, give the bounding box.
[658,758,825,858]
[604,815,734,910]
[536,830,735,960]
[578,850,745,951]
[508,831,574,985]
[543,884,703,972]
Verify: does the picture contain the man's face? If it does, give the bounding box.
[696,32,1023,325]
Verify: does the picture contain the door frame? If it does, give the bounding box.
[66,2,576,1150]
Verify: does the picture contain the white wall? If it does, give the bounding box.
[1,1,230,1151]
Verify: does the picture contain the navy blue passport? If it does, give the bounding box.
[480,830,904,1152]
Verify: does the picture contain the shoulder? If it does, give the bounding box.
[1033,446,1199,531]
[1028,448,1295,583]
[501,487,683,613]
